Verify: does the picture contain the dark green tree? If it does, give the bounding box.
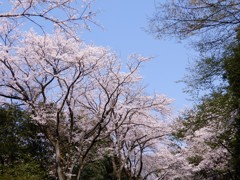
[223,37,240,178]
[0,104,53,179]
[173,92,235,178]
[179,34,240,178]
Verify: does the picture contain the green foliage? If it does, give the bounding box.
[187,155,203,166]
[175,92,235,136]
[0,105,52,179]
[0,104,135,179]
[81,156,114,180]
[180,32,240,178]
[0,162,46,180]
[223,41,240,177]
[182,56,227,99]
[224,43,240,100]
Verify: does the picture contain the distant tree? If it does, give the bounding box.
[148,0,240,52]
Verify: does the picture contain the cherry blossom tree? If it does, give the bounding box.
[70,53,175,179]
[79,53,174,179]
[171,96,236,179]
[0,2,189,179]
[0,29,111,179]
[0,28,176,179]
[0,0,95,35]
[107,94,173,179]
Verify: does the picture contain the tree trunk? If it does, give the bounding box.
[76,164,84,180]
[55,140,64,180]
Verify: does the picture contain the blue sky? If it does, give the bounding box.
[0,0,195,111]
[82,0,195,111]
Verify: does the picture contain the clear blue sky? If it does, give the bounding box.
[0,0,195,111]
[81,0,195,111]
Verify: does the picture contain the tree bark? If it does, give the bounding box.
[55,140,64,180]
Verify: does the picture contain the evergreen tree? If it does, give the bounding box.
[223,37,240,178]
[0,104,53,179]
[178,33,240,178]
